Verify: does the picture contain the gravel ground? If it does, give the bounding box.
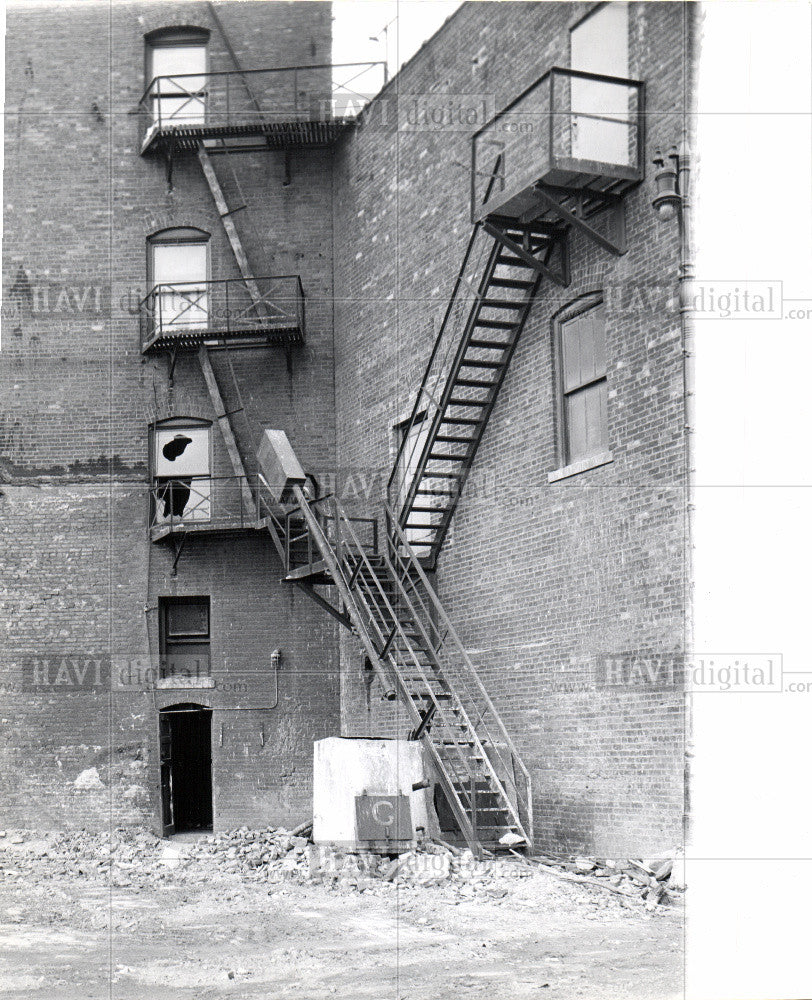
[0,828,684,999]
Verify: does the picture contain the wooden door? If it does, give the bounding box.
[570,2,630,166]
[159,712,175,837]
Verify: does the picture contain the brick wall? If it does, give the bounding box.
[1,0,695,853]
[333,1,694,855]
[1,0,340,832]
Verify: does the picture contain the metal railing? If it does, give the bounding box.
[277,493,379,579]
[149,474,262,534]
[471,66,644,220]
[386,210,501,529]
[257,467,533,850]
[140,275,304,351]
[384,504,533,843]
[138,61,387,138]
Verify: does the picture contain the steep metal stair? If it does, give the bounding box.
[255,432,533,855]
[388,208,569,571]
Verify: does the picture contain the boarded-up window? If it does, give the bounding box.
[558,301,609,463]
[570,2,631,165]
[160,596,211,679]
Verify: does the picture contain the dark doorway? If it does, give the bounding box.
[159,706,213,835]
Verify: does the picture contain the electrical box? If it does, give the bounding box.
[257,429,307,503]
[355,794,412,843]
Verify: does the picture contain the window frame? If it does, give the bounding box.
[158,595,211,681]
[145,27,210,126]
[551,292,612,476]
[147,227,211,291]
[144,26,211,73]
[150,417,213,524]
[147,229,211,335]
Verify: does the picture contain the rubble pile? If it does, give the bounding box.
[0,827,684,911]
[524,850,686,911]
[188,824,312,880]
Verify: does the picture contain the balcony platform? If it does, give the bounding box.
[142,321,303,355]
[138,62,386,159]
[150,517,271,544]
[478,162,640,226]
[141,118,354,158]
[140,275,305,356]
[471,67,645,231]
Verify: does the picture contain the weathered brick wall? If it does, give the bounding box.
[2,0,694,852]
[1,1,339,832]
[333,2,693,855]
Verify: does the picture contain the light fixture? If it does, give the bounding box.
[651,146,682,221]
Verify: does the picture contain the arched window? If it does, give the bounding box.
[145,27,210,126]
[148,228,210,334]
[554,293,609,466]
[152,417,212,524]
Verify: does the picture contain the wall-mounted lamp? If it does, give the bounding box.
[270,648,282,670]
[651,145,683,221]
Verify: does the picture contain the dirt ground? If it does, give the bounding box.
[0,833,683,1000]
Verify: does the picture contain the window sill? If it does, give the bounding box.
[547,451,613,483]
[156,676,215,690]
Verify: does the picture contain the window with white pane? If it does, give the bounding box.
[556,297,609,465]
[146,27,209,126]
[148,228,210,333]
[569,2,630,165]
[153,419,212,524]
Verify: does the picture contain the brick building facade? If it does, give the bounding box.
[1,1,694,856]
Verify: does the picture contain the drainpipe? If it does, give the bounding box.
[676,137,694,849]
[652,134,694,846]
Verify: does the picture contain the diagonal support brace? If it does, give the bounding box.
[530,185,627,256]
[483,222,569,287]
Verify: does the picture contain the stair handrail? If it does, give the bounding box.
[336,500,531,844]
[323,500,485,850]
[387,156,506,514]
[328,503,486,793]
[385,503,533,842]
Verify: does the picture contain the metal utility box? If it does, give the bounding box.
[355,794,412,843]
[257,429,307,503]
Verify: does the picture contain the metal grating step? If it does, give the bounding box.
[474,318,518,330]
[489,277,535,289]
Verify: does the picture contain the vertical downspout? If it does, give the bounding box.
[678,134,694,849]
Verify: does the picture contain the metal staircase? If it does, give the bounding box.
[255,437,533,855]
[388,208,568,571]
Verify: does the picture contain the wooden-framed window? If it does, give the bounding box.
[145,27,209,126]
[569,2,631,165]
[152,417,212,524]
[159,596,211,679]
[555,295,609,465]
[148,228,210,333]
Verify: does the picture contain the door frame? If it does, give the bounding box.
[158,703,214,837]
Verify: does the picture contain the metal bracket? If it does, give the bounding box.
[291,581,353,630]
[169,531,187,576]
[409,702,437,741]
[530,184,627,256]
[483,221,570,287]
[167,346,179,385]
[163,137,177,189]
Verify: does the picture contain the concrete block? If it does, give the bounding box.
[312,737,440,849]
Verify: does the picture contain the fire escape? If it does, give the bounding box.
[137,17,385,559]
[143,40,644,855]
[389,67,645,569]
